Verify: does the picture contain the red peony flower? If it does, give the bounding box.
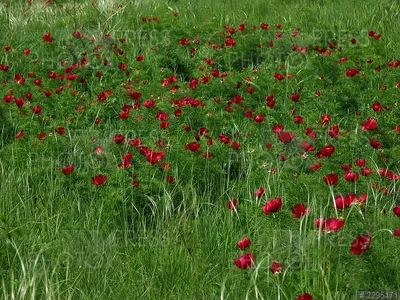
[344,171,359,182]
[361,117,377,130]
[393,205,400,217]
[293,115,304,124]
[291,93,300,101]
[272,124,284,134]
[113,134,125,144]
[334,194,357,209]
[316,144,335,158]
[315,218,345,233]
[310,162,322,171]
[32,106,42,115]
[262,197,282,214]
[273,73,284,80]
[393,227,400,237]
[369,139,382,149]
[361,167,373,176]
[318,114,331,125]
[254,188,265,198]
[355,159,366,167]
[61,164,74,175]
[254,115,265,123]
[185,142,201,152]
[237,237,251,250]
[292,204,311,218]
[372,101,383,112]
[92,174,107,186]
[323,173,339,185]
[166,175,175,183]
[350,234,371,255]
[226,199,238,210]
[15,131,25,139]
[345,68,360,77]
[144,99,156,108]
[297,293,313,300]
[42,32,53,43]
[234,253,254,269]
[146,151,165,164]
[328,125,339,138]
[270,260,282,275]
[278,131,295,143]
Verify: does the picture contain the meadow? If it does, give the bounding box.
[0,0,399,299]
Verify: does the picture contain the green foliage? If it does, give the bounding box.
[0,0,400,299]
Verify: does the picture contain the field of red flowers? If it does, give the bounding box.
[0,0,399,299]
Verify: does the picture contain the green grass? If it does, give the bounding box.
[0,0,400,299]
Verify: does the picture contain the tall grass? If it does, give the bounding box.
[0,0,399,299]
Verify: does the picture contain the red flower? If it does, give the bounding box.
[316,144,335,158]
[361,167,373,176]
[262,197,282,214]
[341,164,352,171]
[234,253,254,269]
[92,174,107,186]
[293,116,304,124]
[345,68,360,77]
[272,124,284,134]
[310,162,322,171]
[328,125,339,138]
[237,238,251,250]
[358,193,368,203]
[291,93,300,101]
[55,127,65,135]
[15,131,25,139]
[179,38,190,46]
[37,133,46,140]
[254,188,265,198]
[369,139,382,149]
[393,227,400,237]
[231,141,240,150]
[278,131,295,143]
[355,159,366,167]
[273,73,284,80]
[160,121,170,129]
[270,260,282,275]
[344,171,359,182]
[323,173,339,185]
[136,55,144,61]
[350,234,371,255]
[218,133,231,144]
[185,142,201,152]
[301,141,315,152]
[334,194,357,209]
[297,293,313,300]
[132,180,139,187]
[372,101,383,112]
[61,164,74,175]
[361,117,377,130]
[32,106,42,115]
[292,204,311,218]
[393,205,400,217]
[113,134,125,144]
[146,151,165,164]
[226,199,238,210]
[144,99,156,108]
[318,114,331,125]
[254,115,265,123]
[42,32,53,43]
[237,23,246,31]
[315,218,345,233]
[166,175,175,183]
